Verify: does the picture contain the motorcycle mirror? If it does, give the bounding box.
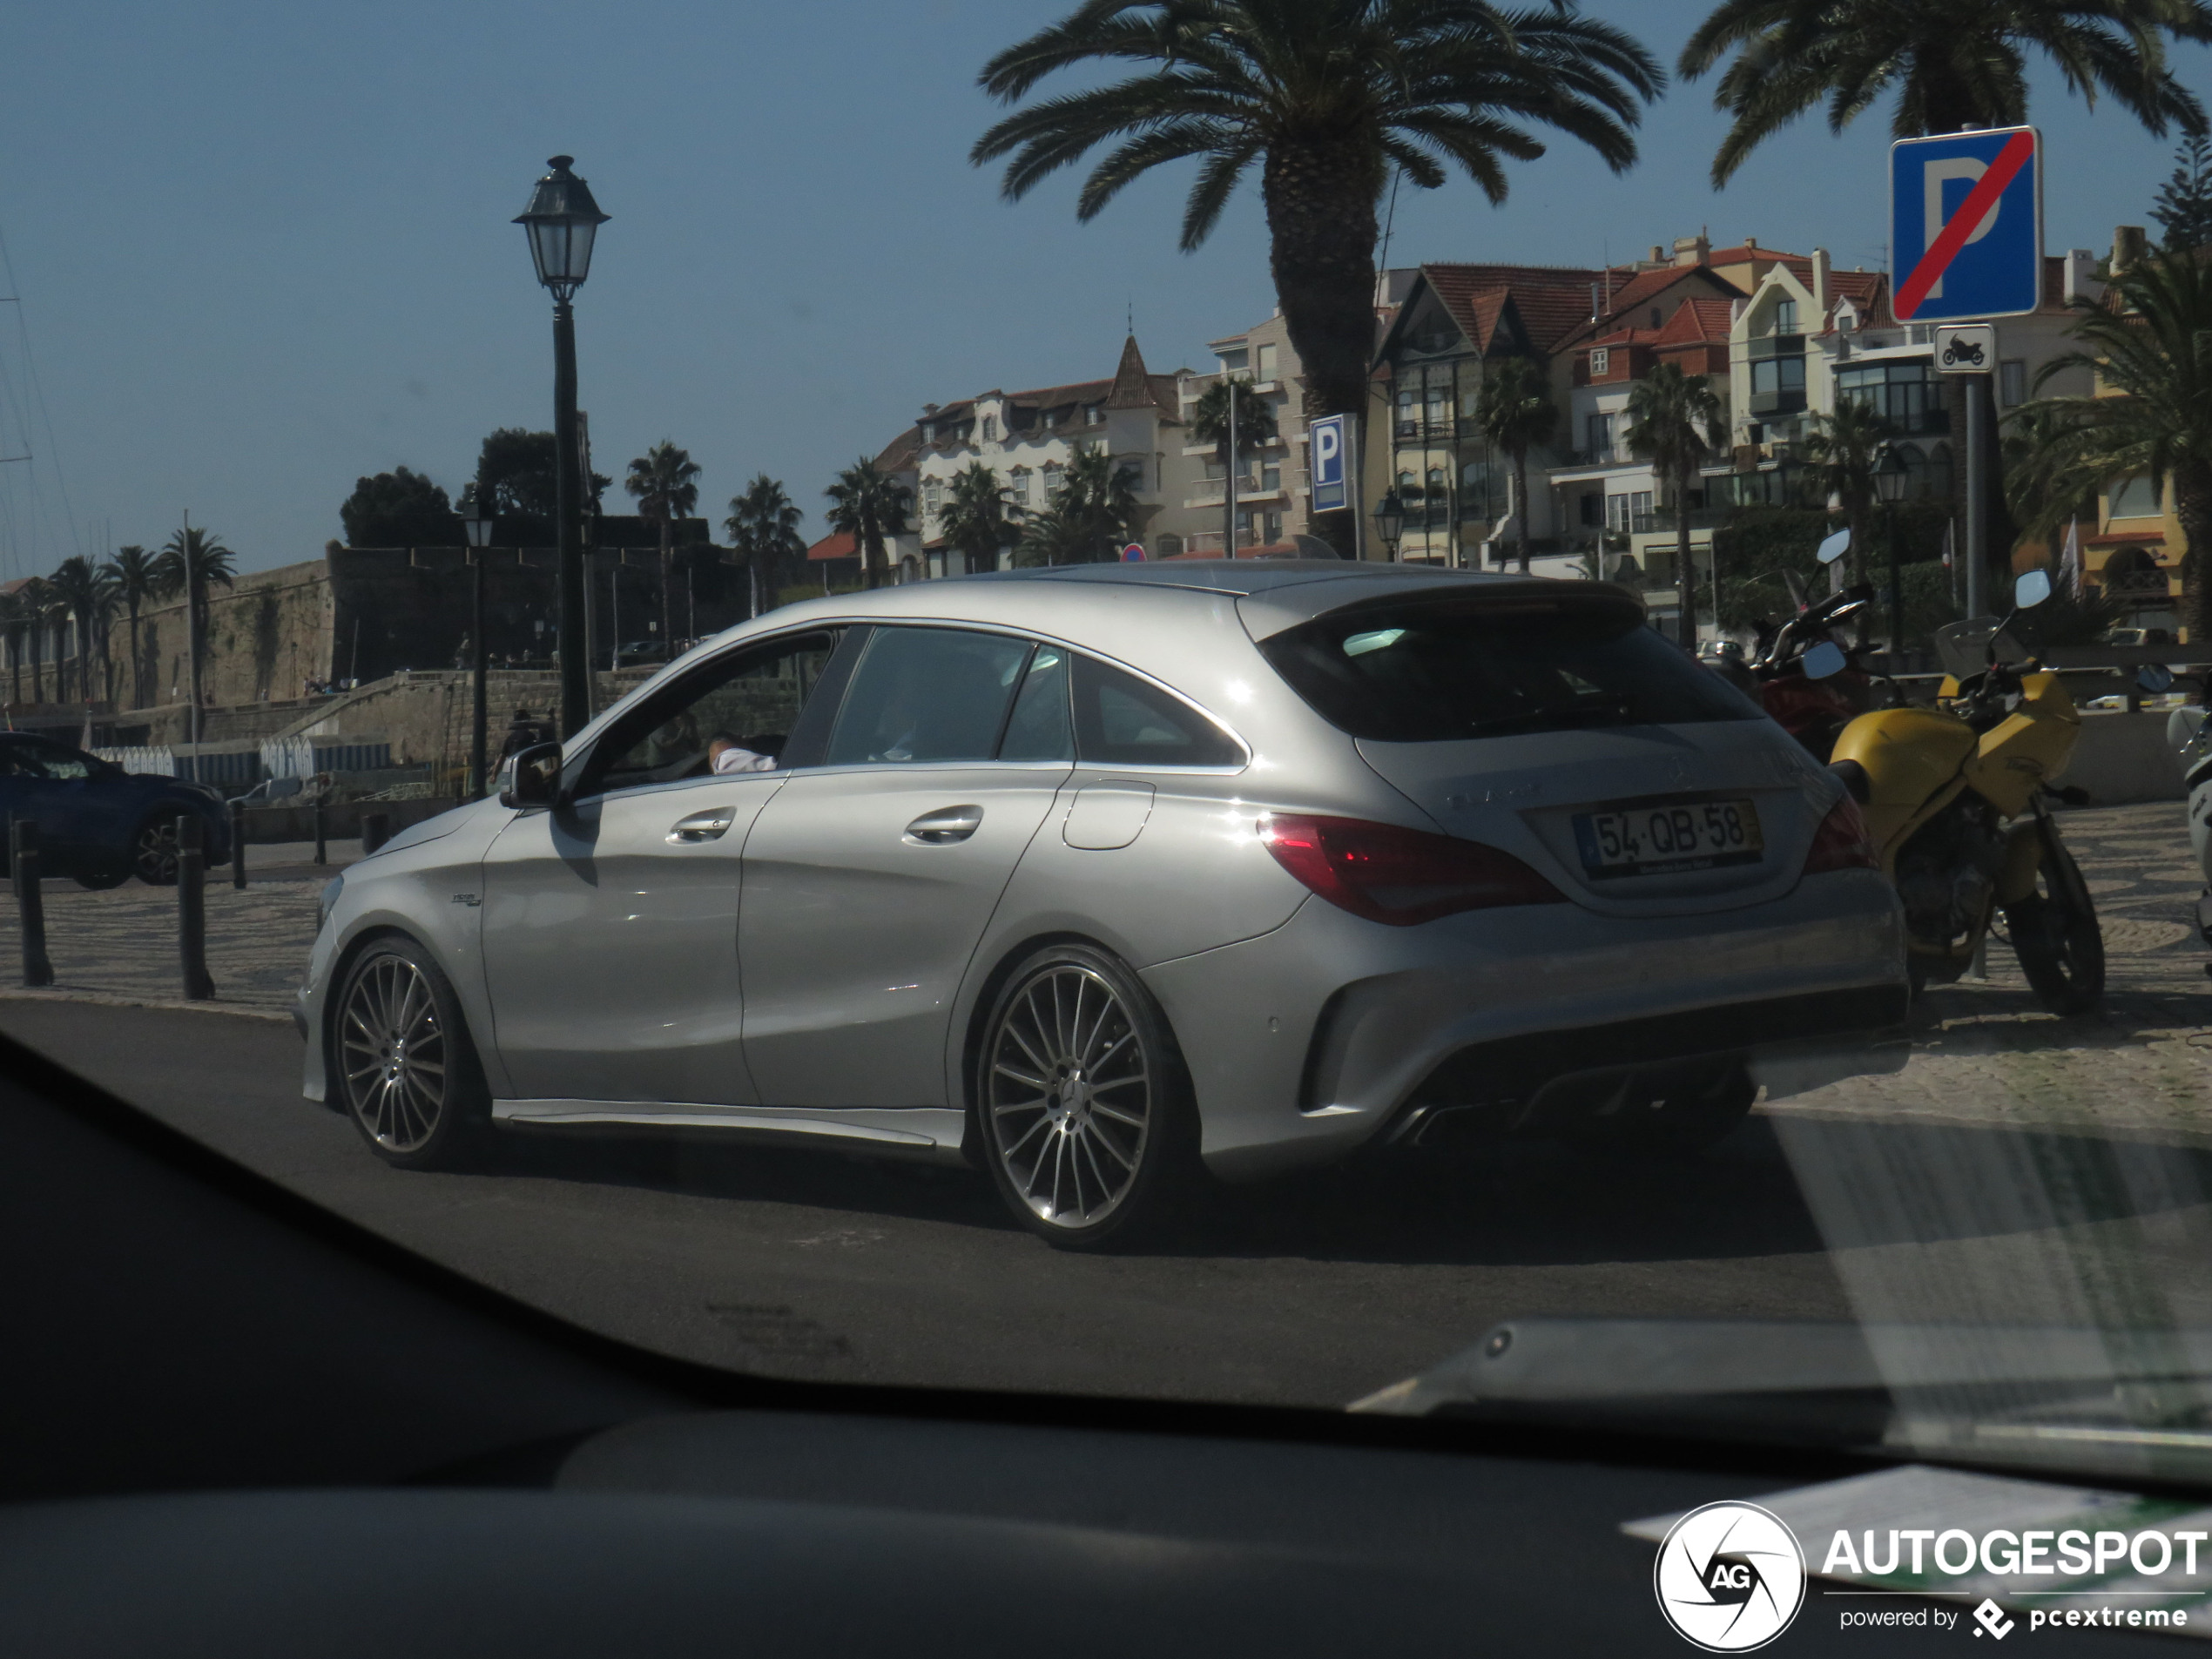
[1801,640,1848,680]
[2013,570,2052,610]
[2138,663,2176,694]
[1817,529,1851,566]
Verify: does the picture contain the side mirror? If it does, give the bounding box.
[2138,664,2176,695]
[1801,641,1848,680]
[500,742,564,810]
[1817,529,1851,566]
[2014,570,2052,610]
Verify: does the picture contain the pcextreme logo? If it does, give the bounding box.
[1656,1501,1809,1651]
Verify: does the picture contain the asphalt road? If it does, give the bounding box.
[0,995,1872,1409]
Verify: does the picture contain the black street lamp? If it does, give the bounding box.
[1371,489,1406,563]
[462,502,495,799]
[1873,444,1910,658]
[514,155,610,739]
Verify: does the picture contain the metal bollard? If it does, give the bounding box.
[361,812,391,856]
[312,799,327,867]
[178,813,215,1001]
[10,818,55,988]
[230,799,247,890]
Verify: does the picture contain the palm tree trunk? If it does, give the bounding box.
[2176,466,2212,646]
[658,519,674,653]
[1676,462,1696,649]
[1262,137,1382,557]
[1514,448,1532,574]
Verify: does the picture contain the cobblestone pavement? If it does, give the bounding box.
[1776,800,2212,1140]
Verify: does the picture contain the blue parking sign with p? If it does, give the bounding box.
[1310,414,1347,512]
[1890,126,2042,321]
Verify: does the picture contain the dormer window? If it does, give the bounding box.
[920,422,935,444]
[1589,347,1610,377]
[1084,405,1103,426]
[981,415,999,442]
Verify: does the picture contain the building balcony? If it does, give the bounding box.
[1185,481,1284,509]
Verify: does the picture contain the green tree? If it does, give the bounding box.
[46,556,117,705]
[972,0,1662,554]
[725,475,810,616]
[2153,132,2212,251]
[1622,361,1728,644]
[469,428,612,536]
[339,466,458,547]
[624,440,703,650]
[1800,398,1894,587]
[153,526,237,726]
[0,586,22,705]
[1474,355,1559,573]
[1682,0,2212,187]
[17,576,57,704]
[1188,377,1279,552]
[824,458,914,590]
[107,545,158,709]
[939,462,1025,575]
[1051,446,1144,563]
[2015,251,2212,637]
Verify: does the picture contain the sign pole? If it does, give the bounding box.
[1965,373,1989,618]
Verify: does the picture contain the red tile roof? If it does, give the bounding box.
[1420,263,1619,354]
[806,531,858,563]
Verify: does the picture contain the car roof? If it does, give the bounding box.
[965,558,1537,599]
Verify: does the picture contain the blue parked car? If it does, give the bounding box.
[0,732,232,887]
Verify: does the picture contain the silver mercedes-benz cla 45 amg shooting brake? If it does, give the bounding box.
[300,561,1908,1246]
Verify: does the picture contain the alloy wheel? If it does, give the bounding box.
[337,953,451,1154]
[986,964,1152,1230]
[132,818,179,885]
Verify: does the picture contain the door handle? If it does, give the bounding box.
[904,805,983,845]
[666,807,737,845]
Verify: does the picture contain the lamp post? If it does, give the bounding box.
[462,502,494,799]
[514,155,610,740]
[1371,489,1406,563]
[1873,445,1909,661]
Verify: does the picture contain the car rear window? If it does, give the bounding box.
[1257,598,1761,743]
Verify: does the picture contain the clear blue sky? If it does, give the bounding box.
[0,0,2201,577]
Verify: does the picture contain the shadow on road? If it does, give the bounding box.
[482,1109,2212,1271]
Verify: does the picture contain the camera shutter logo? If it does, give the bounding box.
[1654,1501,1806,1651]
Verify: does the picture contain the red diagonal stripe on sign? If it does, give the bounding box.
[1894,130,2035,320]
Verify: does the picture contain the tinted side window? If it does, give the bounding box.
[1071,655,1243,769]
[825,627,1032,765]
[586,631,840,796]
[997,644,1073,763]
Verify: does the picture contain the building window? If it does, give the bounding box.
[922,481,942,518]
[1083,404,1103,426]
[1750,356,1807,397]
[1999,360,2027,408]
[1118,457,1145,489]
[1835,360,1942,433]
[1262,461,1281,492]
[1397,468,1420,506]
[1264,511,1283,542]
[1042,462,1064,498]
[920,422,935,444]
[1580,492,1603,527]
[1589,347,1610,377]
[1606,491,1653,534]
[1395,388,1418,438]
[1257,342,1278,378]
[2109,475,2162,519]
[1772,298,1798,334]
[980,415,998,442]
[1587,412,1616,460]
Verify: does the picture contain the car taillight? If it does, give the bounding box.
[1803,794,1879,873]
[1261,813,1564,926]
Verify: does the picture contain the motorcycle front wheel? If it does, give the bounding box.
[2003,822,2105,1015]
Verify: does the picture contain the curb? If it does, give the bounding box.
[0,987,296,1025]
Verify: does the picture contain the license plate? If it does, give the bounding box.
[1573,799,1764,880]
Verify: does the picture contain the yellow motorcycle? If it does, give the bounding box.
[1825,570,2104,1013]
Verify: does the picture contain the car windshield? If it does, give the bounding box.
[1258,597,1763,742]
[7,8,2212,1602]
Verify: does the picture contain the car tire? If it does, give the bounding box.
[974,942,1199,1250]
[130,813,182,885]
[74,870,129,891]
[330,936,492,1172]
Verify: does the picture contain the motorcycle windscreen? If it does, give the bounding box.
[1255,591,1838,914]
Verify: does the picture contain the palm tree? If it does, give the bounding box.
[107,545,158,709]
[624,440,703,651]
[824,458,914,590]
[2015,251,2212,637]
[1015,504,1095,568]
[1800,398,1896,589]
[0,587,23,705]
[939,462,1026,575]
[724,475,809,616]
[1623,361,1729,646]
[45,556,116,705]
[18,577,57,704]
[1682,0,2212,187]
[972,1,1662,553]
[1061,446,1145,562]
[1188,377,1280,552]
[154,526,236,733]
[1474,355,1559,573]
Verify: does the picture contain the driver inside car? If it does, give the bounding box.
[707,732,777,774]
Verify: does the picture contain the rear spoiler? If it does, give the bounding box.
[1236,574,1646,642]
